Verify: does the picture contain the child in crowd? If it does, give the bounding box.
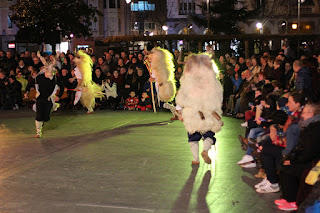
[138,91,152,111]
[124,91,139,111]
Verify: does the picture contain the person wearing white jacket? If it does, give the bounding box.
[103,77,118,109]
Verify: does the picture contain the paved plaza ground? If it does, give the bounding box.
[0,109,283,213]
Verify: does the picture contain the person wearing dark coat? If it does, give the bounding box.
[276,102,320,211]
[293,60,312,97]
[6,75,22,110]
[283,62,294,90]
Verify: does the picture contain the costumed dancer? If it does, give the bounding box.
[145,47,176,110]
[73,50,103,113]
[24,52,64,138]
[175,53,224,165]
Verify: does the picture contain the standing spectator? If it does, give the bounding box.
[274,59,284,86]
[282,43,295,62]
[5,51,17,73]
[261,56,274,80]
[105,53,117,72]
[0,51,6,70]
[24,51,33,66]
[117,58,126,71]
[6,75,22,110]
[219,71,233,109]
[0,69,8,108]
[121,51,129,65]
[217,56,226,71]
[123,66,137,98]
[293,60,312,96]
[284,62,294,91]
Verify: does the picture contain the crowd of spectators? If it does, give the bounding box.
[216,45,320,211]
[0,48,180,111]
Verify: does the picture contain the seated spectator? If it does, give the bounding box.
[273,59,284,86]
[103,77,118,110]
[117,58,126,71]
[16,71,28,93]
[92,67,105,86]
[124,91,139,111]
[123,66,137,99]
[18,59,29,76]
[276,102,320,211]
[6,75,22,110]
[225,63,234,76]
[254,110,288,193]
[138,92,152,111]
[251,57,261,75]
[0,69,8,109]
[136,67,148,98]
[282,91,305,157]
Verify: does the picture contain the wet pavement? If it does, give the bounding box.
[0,109,283,213]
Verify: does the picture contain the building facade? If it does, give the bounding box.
[165,0,320,35]
[0,0,19,52]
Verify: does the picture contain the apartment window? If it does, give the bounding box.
[179,0,196,15]
[103,0,107,8]
[117,0,120,8]
[300,7,313,14]
[145,22,155,31]
[109,0,116,8]
[131,1,155,11]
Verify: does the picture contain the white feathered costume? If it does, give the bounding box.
[148,47,176,102]
[176,53,223,135]
[176,53,223,165]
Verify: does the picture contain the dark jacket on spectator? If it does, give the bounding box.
[281,115,320,176]
[295,66,312,94]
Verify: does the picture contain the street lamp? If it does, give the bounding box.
[256,22,263,34]
[292,23,298,30]
[125,0,132,35]
[207,0,210,34]
[162,25,168,35]
[298,0,305,33]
